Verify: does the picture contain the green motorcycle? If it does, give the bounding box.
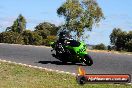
[50,39,93,66]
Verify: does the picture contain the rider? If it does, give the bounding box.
[58,30,71,45]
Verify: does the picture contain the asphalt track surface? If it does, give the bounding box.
[0,44,132,76]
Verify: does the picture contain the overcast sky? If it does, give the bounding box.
[0,0,132,45]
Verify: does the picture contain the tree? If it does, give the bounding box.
[93,43,106,50]
[34,22,58,39]
[110,28,127,51]
[57,0,104,39]
[125,40,132,52]
[107,45,112,51]
[126,31,132,42]
[125,31,132,52]
[110,28,121,46]
[116,31,127,50]
[6,14,26,33]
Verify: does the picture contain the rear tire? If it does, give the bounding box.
[83,55,93,66]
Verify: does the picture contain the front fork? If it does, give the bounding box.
[77,53,87,63]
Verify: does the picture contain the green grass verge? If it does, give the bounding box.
[0,62,131,88]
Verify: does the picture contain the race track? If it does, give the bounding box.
[0,43,132,76]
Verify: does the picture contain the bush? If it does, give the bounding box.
[43,35,57,46]
[22,30,43,45]
[93,43,106,50]
[0,32,24,44]
[32,32,43,45]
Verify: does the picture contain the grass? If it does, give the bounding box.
[0,62,131,88]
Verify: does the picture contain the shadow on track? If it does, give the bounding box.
[37,61,87,66]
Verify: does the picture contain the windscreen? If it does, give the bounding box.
[68,40,81,47]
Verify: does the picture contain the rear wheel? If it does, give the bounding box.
[83,55,93,66]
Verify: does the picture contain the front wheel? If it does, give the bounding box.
[83,55,93,66]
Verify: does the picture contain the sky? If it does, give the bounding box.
[0,0,132,45]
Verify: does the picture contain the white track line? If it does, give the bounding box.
[0,59,131,84]
[0,59,76,76]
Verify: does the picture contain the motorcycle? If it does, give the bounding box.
[50,39,93,66]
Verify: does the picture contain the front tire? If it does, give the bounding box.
[83,55,93,66]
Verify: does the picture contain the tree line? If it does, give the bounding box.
[0,14,58,46]
[92,28,132,52]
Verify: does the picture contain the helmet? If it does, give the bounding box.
[59,31,70,40]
